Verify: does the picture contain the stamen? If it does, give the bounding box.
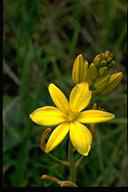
[67,110,79,122]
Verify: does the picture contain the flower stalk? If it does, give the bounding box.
[68,139,76,183]
[47,153,70,167]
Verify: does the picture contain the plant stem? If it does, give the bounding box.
[47,153,70,167]
[75,155,84,167]
[68,139,76,183]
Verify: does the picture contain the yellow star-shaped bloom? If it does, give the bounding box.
[30,82,115,156]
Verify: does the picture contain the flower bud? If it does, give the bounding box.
[40,128,51,151]
[84,59,89,82]
[93,50,115,69]
[100,60,106,65]
[100,72,123,95]
[92,103,97,110]
[104,50,109,56]
[89,63,98,81]
[99,66,108,76]
[93,55,101,68]
[72,54,87,84]
[94,74,111,93]
[108,60,116,68]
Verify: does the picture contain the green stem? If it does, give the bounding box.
[47,153,70,167]
[68,139,76,183]
[75,155,84,167]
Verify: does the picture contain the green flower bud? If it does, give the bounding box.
[107,56,113,62]
[99,66,108,76]
[100,60,106,65]
[93,55,101,68]
[93,50,115,69]
[104,50,110,57]
[100,72,123,95]
[94,74,111,93]
[108,60,116,68]
[89,63,98,81]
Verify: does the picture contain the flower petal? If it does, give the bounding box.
[45,122,70,153]
[70,121,92,156]
[69,82,92,112]
[49,83,70,114]
[30,106,66,126]
[78,110,115,124]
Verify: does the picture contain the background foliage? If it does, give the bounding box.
[3,0,127,187]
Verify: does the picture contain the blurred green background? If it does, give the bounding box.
[3,0,127,187]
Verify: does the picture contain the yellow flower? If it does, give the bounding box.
[30,82,115,156]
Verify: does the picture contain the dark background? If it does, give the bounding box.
[3,0,127,187]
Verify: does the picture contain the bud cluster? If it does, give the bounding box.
[72,51,123,96]
[93,50,115,69]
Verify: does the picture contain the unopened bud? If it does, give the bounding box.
[84,59,89,82]
[100,72,123,95]
[72,54,88,84]
[108,60,116,68]
[89,63,98,81]
[92,103,97,110]
[40,128,51,151]
[93,50,115,69]
[93,55,101,68]
[100,60,106,65]
[99,66,108,76]
[107,56,113,62]
[94,74,110,93]
[104,50,110,57]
